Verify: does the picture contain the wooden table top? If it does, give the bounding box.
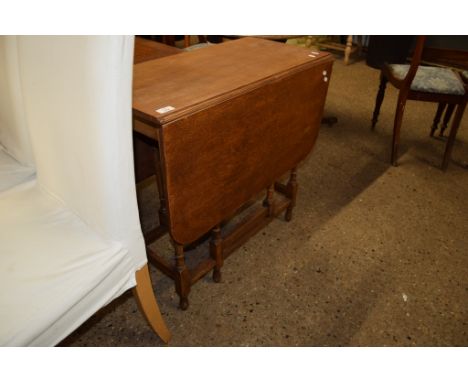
[133,37,330,125]
[134,37,181,64]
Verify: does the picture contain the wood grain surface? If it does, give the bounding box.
[134,37,181,64]
[158,54,333,243]
[133,37,331,125]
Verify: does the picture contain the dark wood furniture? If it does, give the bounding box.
[183,35,207,47]
[133,37,333,309]
[366,36,414,70]
[422,47,468,137]
[134,37,182,64]
[371,36,467,170]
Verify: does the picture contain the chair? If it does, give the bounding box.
[371,36,467,170]
[0,37,35,193]
[0,36,170,346]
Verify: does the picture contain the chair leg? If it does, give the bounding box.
[133,264,171,343]
[371,74,388,130]
[440,103,456,137]
[430,103,446,137]
[442,101,466,171]
[391,95,407,166]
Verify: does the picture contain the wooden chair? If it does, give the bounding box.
[371,36,467,170]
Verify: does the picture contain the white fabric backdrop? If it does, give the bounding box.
[0,36,150,345]
[17,36,146,269]
[0,36,35,192]
[0,36,34,167]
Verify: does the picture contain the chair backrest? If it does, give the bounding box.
[421,46,468,71]
[16,36,146,266]
[401,36,468,95]
[366,36,415,69]
[0,36,34,167]
[400,36,427,91]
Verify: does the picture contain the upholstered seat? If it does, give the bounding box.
[389,64,465,95]
[0,146,35,193]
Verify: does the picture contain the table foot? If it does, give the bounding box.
[213,269,222,283]
[179,297,189,310]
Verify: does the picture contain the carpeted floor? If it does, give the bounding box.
[61,55,468,347]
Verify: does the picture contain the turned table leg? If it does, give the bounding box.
[285,167,298,222]
[210,225,223,283]
[154,146,168,227]
[174,243,191,310]
[263,184,276,217]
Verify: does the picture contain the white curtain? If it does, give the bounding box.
[17,35,146,267]
[0,36,148,345]
[0,36,34,166]
[0,36,35,192]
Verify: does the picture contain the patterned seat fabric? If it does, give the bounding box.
[461,70,468,82]
[389,64,465,95]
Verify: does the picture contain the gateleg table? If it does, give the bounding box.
[133,37,333,309]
